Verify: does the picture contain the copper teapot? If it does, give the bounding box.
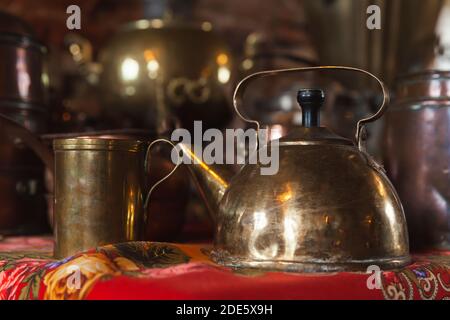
[180,66,410,272]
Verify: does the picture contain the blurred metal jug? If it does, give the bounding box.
[383,71,450,250]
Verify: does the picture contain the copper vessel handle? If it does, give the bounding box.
[143,138,181,210]
[0,113,54,172]
[233,66,389,150]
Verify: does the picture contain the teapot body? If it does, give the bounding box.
[212,142,410,272]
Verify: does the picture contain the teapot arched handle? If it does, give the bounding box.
[232,66,390,151]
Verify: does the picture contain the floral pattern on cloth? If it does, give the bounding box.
[0,239,193,300]
[0,237,449,300]
[381,258,450,300]
[43,242,192,299]
[0,252,52,300]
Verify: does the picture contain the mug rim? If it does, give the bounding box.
[53,137,144,152]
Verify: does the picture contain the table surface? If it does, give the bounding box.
[0,236,449,300]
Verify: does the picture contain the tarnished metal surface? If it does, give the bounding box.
[210,140,410,272]
[384,71,450,250]
[53,138,146,258]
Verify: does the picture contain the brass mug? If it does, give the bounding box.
[53,138,177,258]
[0,113,180,257]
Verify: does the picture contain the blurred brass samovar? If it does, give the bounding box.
[98,18,234,132]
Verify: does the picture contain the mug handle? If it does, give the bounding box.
[143,138,181,210]
[232,65,389,152]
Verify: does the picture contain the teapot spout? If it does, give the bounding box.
[178,143,237,220]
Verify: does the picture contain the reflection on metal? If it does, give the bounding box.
[216,53,229,65]
[201,21,212,31]
[16,48,31,99]
[147,60,159,79]
[277,183,292,203]
[283,210,300,260]
[248,210,278,260]
[179,142,228,194]
[217,66,231,83]
[217,52,231,83]
[426,0,450,70]
[121,57,140,82]
[144,49,160,79]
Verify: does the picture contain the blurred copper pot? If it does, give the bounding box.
[0,11,49,235]
[0,11,47,105]
[383,71,450,250]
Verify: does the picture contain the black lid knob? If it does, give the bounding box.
[297,89,325,128]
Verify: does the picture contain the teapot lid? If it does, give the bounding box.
[279,89,353,146]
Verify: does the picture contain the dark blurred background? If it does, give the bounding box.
[0,0,449,249]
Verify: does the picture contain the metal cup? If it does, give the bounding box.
[53,138,177,258]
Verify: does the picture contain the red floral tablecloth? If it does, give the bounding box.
[0,236,449,300]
